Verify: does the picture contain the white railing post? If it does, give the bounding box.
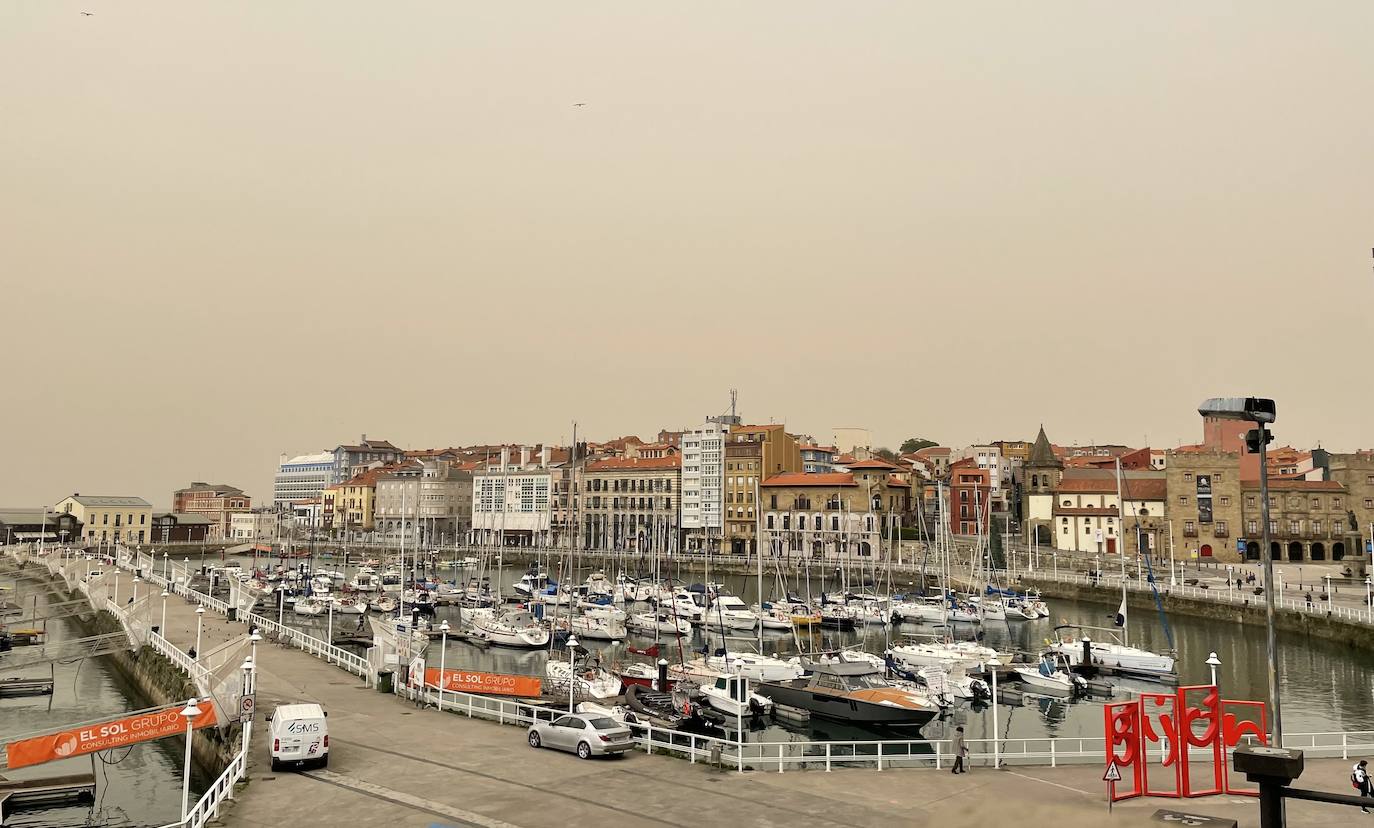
[779,744,785,773]
[825,742,832,772]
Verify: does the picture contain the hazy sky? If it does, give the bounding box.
[3,2,1372,508]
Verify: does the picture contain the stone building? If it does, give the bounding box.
[1023,426,1065,546]
[1164,449,1244,563]
[171,483,250,540]
[760,472,890,559]
[374,460,474,545]
[581,455,681,552]
[1239,479,1360,563]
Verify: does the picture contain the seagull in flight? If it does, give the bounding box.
[80,10,94,14]
[573,103,587,107]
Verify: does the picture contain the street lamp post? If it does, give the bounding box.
[113,571,120,605]
[987,655,1001,769]
[277,585,286,627]
[179,697,201,821]
[163,551,169,581]
[132,576,140,604]
[1206,652,1221,689]
[240,657,255,758]
[1197,396,1280,746]
[249,629,261,670]
[194,606,205,661]
[566,635,580,712]
[1365,576,1372,622]
[438,620,450,711]
[1324,574,1332,611]
[160,590,169,632]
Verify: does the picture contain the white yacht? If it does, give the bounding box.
[546,657,621,700]
[626,611,691,636]
[698,673,772,718]
[472,610,550,648]
[704,594,759,631]
[566,612,626,642]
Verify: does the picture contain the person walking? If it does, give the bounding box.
[1354,759,1372,812]
[951,726,968,774]
[1306,591,1314,610]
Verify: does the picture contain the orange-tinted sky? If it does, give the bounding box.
[3,2,1372,507]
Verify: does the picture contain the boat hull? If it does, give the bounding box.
[756,682,936,728]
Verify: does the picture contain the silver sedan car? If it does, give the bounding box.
[527,714,634,759]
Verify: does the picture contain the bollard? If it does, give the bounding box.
[709,741,723,770]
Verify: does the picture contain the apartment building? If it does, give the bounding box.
[171,482,250,539]
[471,447,554,547]
[581,455,681,552]
[374,460,474,544]
[274,452,335,506]
[723,424,802,555]
[680,416,734,552]
[760,472,888,558]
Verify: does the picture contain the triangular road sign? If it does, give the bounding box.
[1103,761,1123,783]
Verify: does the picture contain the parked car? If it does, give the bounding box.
[526,714,634,760]
[267,703,329,770]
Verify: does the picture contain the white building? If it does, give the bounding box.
[950,445,1021,511]
[680,416,733,551]
[273,452,335,506]
[471,447,553,546]
[229,510,281,542]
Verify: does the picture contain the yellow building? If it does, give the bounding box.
[336,468,385,532]
[55,494,154,545]
[723,425,802,554]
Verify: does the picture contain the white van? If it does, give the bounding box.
[267,703,329,771]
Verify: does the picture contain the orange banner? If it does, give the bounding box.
[425,667,541,697]
[6,703,218,770]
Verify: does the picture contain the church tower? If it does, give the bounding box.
[1023,425,1063,545]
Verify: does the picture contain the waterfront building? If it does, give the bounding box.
[0,508,83,545]
[290,499,323,530]
[171,483,250,540]
[1164,449,1244,562]
[333,466,394,533]
[150,513,213,543]
[800,444,837,474]
[332,435,403,483]
[680,416,735,553]
[55,494,154,545]
[229,509,281,542]
[581,455,680,552]
[723,425,802,555]
[471,447,554,547]
[760,472,885,558]
[913,446,952,476]
[1024,426,1066,546]
[950,445,1021,512]
[1043,470,1166,556]
[273,452,335,507]
[374,460,474,545]
[948,459,992,537]
[1239,479,1360,563]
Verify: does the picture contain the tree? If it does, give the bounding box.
[900,437,938,454]
[874,447,898,462]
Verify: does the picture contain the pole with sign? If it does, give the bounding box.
[1104,760,1122,813]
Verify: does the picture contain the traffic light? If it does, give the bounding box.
[1245,427,1274,454]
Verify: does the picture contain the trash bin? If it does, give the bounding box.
[228,607,238,622]
[376,670,394,694]
[709,742,723,769]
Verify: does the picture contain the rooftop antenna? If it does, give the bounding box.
[729,388,738,421]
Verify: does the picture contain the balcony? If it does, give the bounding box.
[1182,528,1198,538]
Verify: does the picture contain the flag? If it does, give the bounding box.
[1115,596,1127,628]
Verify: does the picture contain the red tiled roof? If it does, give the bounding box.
[885,475,911,488]
[762,472,856,488]
[847,458,899,470]
[586,456,682,472]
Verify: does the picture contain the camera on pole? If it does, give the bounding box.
[1245,428,1275,455]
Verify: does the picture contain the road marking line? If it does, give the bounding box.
[1003,770,1096,796]
[304,768,523,828]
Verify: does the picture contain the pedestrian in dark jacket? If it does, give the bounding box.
[951,726,968,774]
[1354,760,1372,812]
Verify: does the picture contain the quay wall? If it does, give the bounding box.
[1018,575,1374,652]
[18,563,236,779]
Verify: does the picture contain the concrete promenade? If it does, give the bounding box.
[130,587,1366,828]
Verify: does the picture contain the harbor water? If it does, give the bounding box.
[0,573,204,828]
[270,558,1374,747]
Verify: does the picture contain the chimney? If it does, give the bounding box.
[540,445,550,468]
[361,433,367,444]
[500,446,510,469]
[520,445,531,467]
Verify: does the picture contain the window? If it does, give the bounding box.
[1179,496,1189,506]
[1312,520,1322,534]
[1062,500,1072,507]
[1214,472,1222,481]
[1334,497,1343,508]
[1366,499,1374,509]
[1184,520,1195,534]
[769,495,777,509]
[1311,498,1321,510]
[1215,520,1227,534]
[1289,520,1302,534]
[1246,496,1257,508]
[1184,473,1193,482]
[1219,497,1229,507]
[1247,520,1258,534]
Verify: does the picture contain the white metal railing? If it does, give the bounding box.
[1025,568,1374,627]
[155,729,249,828]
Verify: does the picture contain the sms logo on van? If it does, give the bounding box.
[286,722,321,734]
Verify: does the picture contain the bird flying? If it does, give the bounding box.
[573,103,587,107]
[80,11,94,15]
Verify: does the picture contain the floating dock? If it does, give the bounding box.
[0,677,55,697]
[0,773,96,821]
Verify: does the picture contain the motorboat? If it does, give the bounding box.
[368,595,397,613]
[616,661,675,691]
[293,597,326,617]
[546,654,621,700]
[349,569,382,593]
[472,610,550,648]
[513,571,552,599]
[566,612,626,642]
[655,591,704,625]
[1014,656,1089,697]
[380,571,403,594]
[697,673,772,718]
[889,640,1008,672]
[577,598,627,621]
[704,594,758,631]
[819,603,857,630]
[626,611,691,636]
[757,660,938,728]
[1046,627,1176,679]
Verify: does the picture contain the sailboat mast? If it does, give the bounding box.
[755,476,763,652]
[1115,457,1128,648]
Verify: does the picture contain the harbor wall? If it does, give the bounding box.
[1018,575,1374,652]
[21,565,236,780]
